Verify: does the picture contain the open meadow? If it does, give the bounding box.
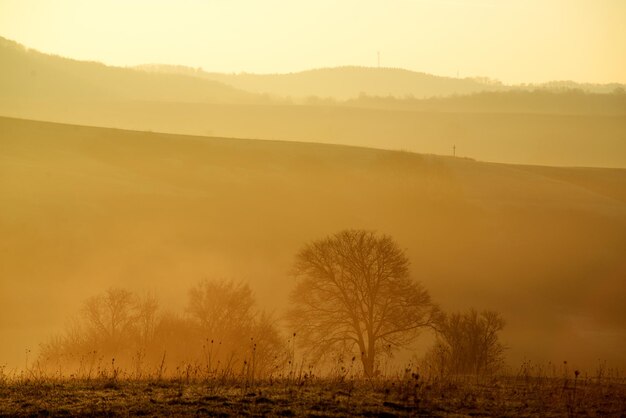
[2,5,626,414]
[1,370,625,417]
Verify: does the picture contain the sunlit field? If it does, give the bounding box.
[2,116,625,416]
[2,362,625,416]
[2,1,626,415]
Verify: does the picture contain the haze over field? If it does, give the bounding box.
[1,4,626,413]
[1,116,626,372]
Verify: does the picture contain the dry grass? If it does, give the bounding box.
[1,365,624,417]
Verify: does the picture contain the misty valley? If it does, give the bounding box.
[1,24,626,417]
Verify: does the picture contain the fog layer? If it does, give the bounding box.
[1,116,625,371]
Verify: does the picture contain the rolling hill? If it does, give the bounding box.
[137,64,504,100]
[2,99,625,168]
[344,90,626,115]
[2,36,626,168]
[0,36,267,104]
[1,116,625,372]
[137,64,626,101]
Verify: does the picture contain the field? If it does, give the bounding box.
[3,99,626,168]
[1,372,624,417]
[2,116,626,416]
[3,6,626,417]
[2,116,626,372]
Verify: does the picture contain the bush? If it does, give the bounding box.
[425,309,506,376]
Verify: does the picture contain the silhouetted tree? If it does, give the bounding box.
[135,292,159,348]
[39,283,285,378]
[428,309,506,375]
[187,280,256,339]
[287,230,440,376]
[39,287,158,372]
[149,312,196,367]
[187,279,286,378]
[83,288,139,352]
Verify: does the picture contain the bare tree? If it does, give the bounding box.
[428,309,506,376]
[83,288,139,351]
[135,292,159,348]
[187,279,286,378]
[287,230,440,376]
[39,282,285,378]
[39,288,149,372]
[187,279,256,338]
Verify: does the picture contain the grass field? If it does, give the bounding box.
[1,371,624,417]
[3,10,626,418]
[2,116,626,372]
[3,99,625,168]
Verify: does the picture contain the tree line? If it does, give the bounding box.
[38,230,505,378]
[39,282,285,379]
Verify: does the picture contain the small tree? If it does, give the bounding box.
[39,287,157,373]
[82,288,139,352]
[39,283,285,378]
[428,309,506,376]
[187,279,286,378]
[287,230,440,376]
[187,280,256,339]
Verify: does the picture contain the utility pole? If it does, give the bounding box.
[453,144,456,157]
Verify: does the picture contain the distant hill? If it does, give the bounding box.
[3,35,623,105]
[2,36,625,168]
[137,64,626,100]
[137,64,505,100]
[1,116,625,372]
[134,64,626,115]
[0,37,267,104]
[345,90,626,115]
[538,80,626,95]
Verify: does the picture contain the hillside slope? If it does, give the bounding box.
[1,117,625,371]
[166,66,502,100]
[137,65,626,100]
[0,37,265,104]
[2,36,625,168]
[2,100,625,168]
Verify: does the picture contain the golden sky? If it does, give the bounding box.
[1,0,625,84]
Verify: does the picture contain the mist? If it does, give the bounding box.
[1,6,625,414]
[2,114,625,374]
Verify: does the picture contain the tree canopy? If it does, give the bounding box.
[427,309,506,376]
[288,229,440,376]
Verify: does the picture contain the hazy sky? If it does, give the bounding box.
[1,0,625,84]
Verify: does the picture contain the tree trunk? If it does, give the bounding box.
[361,353,375,377]
[361,333,377,377]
